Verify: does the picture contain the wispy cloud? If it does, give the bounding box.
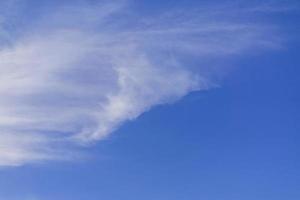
[0,0,287,166]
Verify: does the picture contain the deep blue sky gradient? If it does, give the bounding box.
[0,0,299,200]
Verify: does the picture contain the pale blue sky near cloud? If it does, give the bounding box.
[0,0,299,199]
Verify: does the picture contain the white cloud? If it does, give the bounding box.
[0,0,284,166]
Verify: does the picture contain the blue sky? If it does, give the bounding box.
[0,0,299,199]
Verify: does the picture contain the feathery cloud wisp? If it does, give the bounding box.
[0,0,284,166]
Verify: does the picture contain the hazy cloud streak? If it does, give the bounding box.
[0,0,284,166]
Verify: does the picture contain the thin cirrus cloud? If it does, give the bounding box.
[0,0,286,166]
